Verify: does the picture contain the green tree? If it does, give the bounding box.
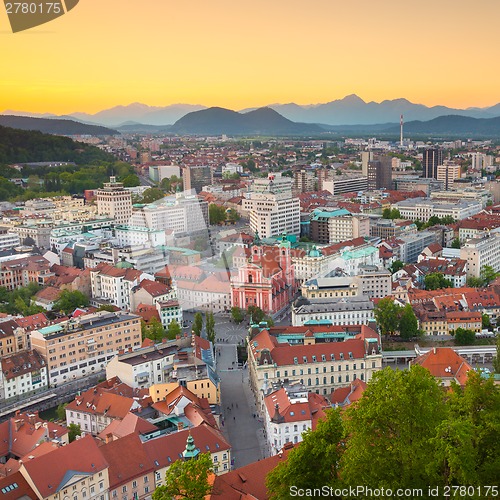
[263,315,275,327]
[96,304,116,312]
[167,319,181,340]
[68,423,81,443]
[390,208,401,219]
[121,174,140,187]
[142,317,165,343]
[382,207,391,219]
[53,290,89,314]
[480,264,498,286]
[373,297,401,336]
[451,237,461,249]
[141,187,165,204]
[56,403,67,421]
[152,453,213,500]
[398,303,419,340]
[247,305,265,324]
[424,272,452,291]
[231,306,244,324]
[434,371,500,485]
[208,204,227,225]
[266,409,345,499]
[493,336,500,374]
[454,327,476,346]
[206,312,216,344]
[226,208,240,223]
[482,313,491,330]
[341,366,447,492]
[467,276,484,288]
[389,260,404,274]
[192,312,203,336]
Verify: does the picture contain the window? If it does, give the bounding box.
[122,486,127,493]
[132,481,137,488]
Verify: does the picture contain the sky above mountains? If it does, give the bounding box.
[1,0,499,113]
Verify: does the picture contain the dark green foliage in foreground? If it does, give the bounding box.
[266,367,500,499]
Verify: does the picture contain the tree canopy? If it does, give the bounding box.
[152,453,213,500]
[53,290,89,314]
[398,303,420,340]
[424,272,452,291]
[454,327,476,346]
[192,312,203,336]
[373,297,401,336]
[266,367,500,498]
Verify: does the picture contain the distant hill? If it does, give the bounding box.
[0,125,115,165]
[170,107,323,135]
[116,122,173,133]
[385,115,500,137]
[0,115,119,136]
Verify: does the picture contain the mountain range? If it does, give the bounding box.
[3,95,500,127]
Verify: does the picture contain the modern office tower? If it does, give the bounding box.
[367,156,392,190]
[361,151,373,176]
[243,173,300,237]
[422,148,444,179]
[96,176,133,224]
[182,165,212,193]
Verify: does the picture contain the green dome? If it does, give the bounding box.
[116,260,134,269]
[308,245,322,258]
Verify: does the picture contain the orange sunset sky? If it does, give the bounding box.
[1,0,499,114]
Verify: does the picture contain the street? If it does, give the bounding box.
[214,320,267,468]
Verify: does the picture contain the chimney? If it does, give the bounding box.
[177,422,184,431]
[14,419,23,432]
[105,433,113,444]
[433,347,436,354]
[28,413,36,425]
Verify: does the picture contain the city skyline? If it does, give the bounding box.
[1,0,500,113]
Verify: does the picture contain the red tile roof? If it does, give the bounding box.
[14,313,49,331]
[210,447,294,499]
[21,436,108,498]
[411,347,472,385]
[0,471,37,499]
[136,279,171,297]
[100,433,155,489]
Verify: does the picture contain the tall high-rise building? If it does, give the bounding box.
[243,173,300,238]
[436,163,461,190]
[422,148,444,179]
[361,151,373,176]
[182,165,212,193]
[367,156,392,190]
[293,169,315,194]
[96,176,133,224]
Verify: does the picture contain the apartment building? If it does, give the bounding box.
[436,163,461,190]
[0,255,52,290]
[355,265,392,299]
[293,169,315,194]
[182,165,212,193]
[0,319,30,357]
[243,173,300,238]
[309,208,369,244]
[30,311,141,386]
[90,264,151,310]
[460,232,500,277]
[322,176,368,196]
[0,226,20,250]
[0,350,48,400]
[96,176,133,224]
[20,436,110,500]
[248,328,382,410]
[263,384,329,456]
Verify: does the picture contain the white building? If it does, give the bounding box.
[130,193,208,236]
[292,295,374,327]
[0,350,48,400]
[96,176,133,224]
[0,227,20,251]
[243,173,300,238]
[263,384,329,456]
[393,197,482,221]
[115,225,167,248]
[460,232,500,278]
[106,345,178,389]
[90,264,152,310]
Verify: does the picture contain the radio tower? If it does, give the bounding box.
[400,114,404,148]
